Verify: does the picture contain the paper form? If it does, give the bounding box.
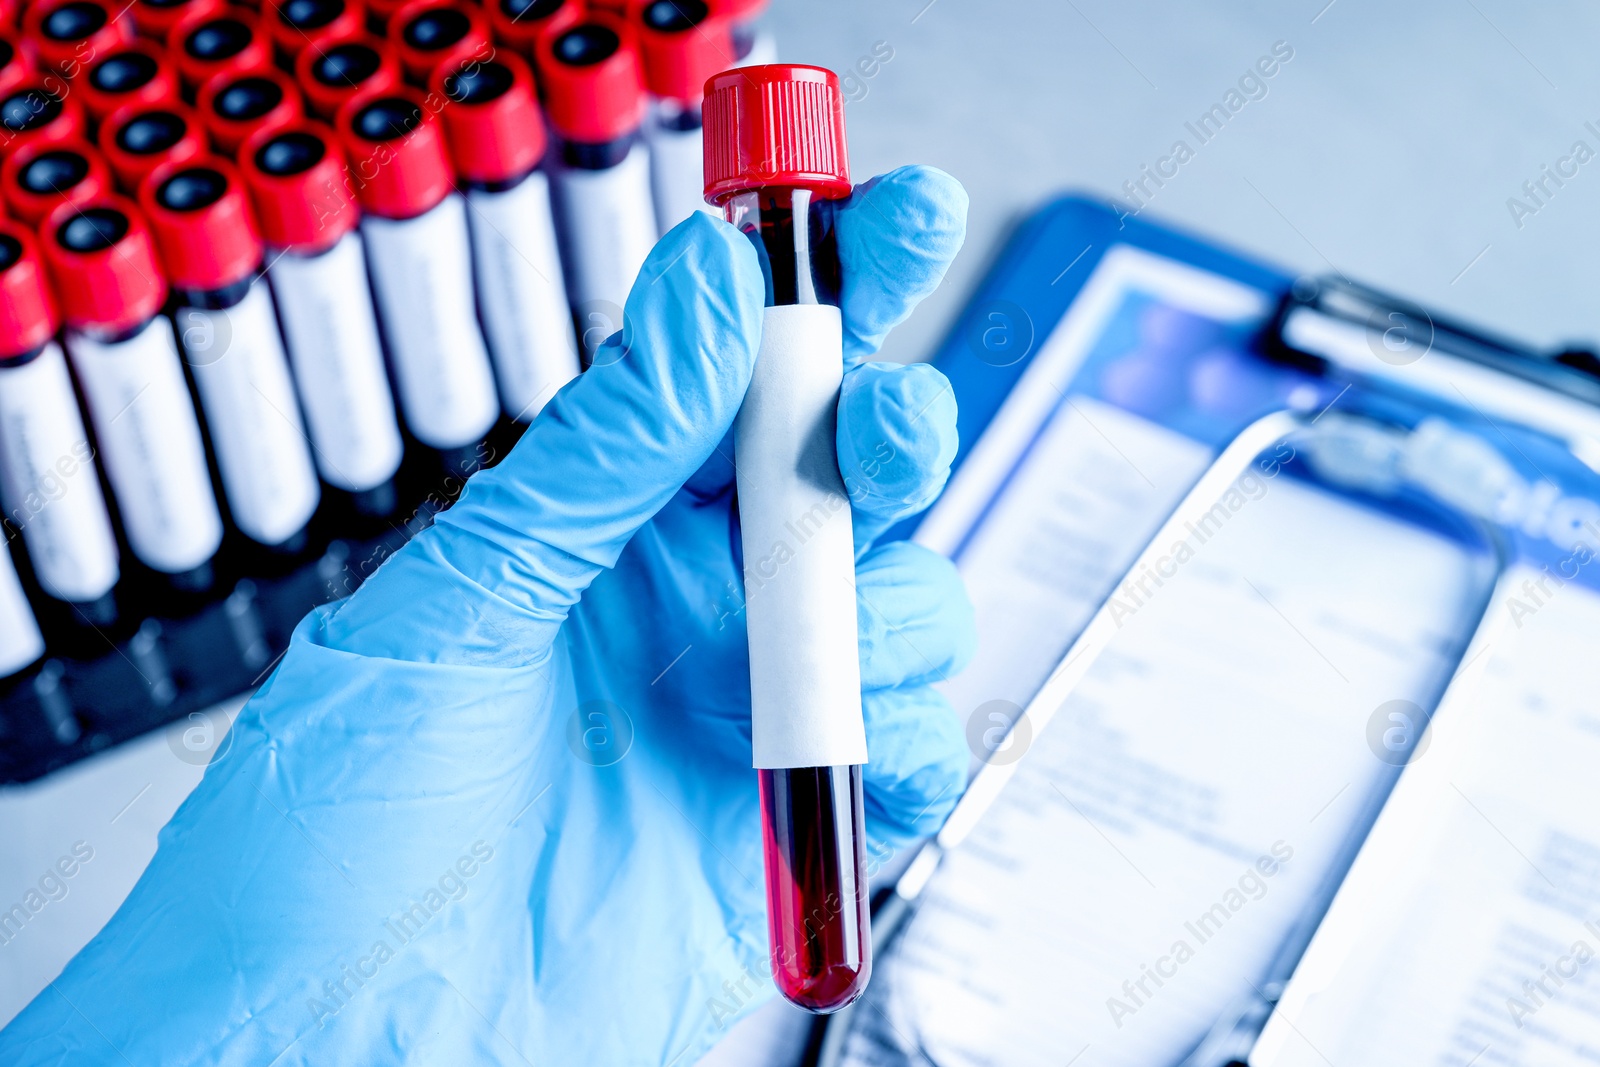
[846,472,1488,1067]
[1254,565,1600,1067]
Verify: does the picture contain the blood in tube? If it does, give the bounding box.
[703,65,868,1014]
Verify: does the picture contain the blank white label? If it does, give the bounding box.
[66,318,223,575]
[644,116,716,236]
[0,544,42,677]
[362,195,500,449]
[738,304,866,769]
[465,173,580,421]
[551,141,657,355]
[267,232,404,492]
[177,281,321,547]
[0,342,120,602]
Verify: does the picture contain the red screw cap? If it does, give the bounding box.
[536,12,644,145]
[0,219,59,359]
[703,63,850,205]
[40,194,168,334]
[0,29,36,98]
[486,0,580,67]
[238,117,356,252]
[635,0,730,104]
[138,153,262,291]
[432,51,544,184]
[172,7,271,94]
[265,0,364,65]
[294,30,399,120]
[129,0,225,46]
[392,0,490,86]
[100,101,208,191]
[0,77,85,162]
[336,88,450,219]
[197,65,302,155]
[80,41,180,124]
[2,136,110,223]
[23,0,134,78]
[710,0,764,20]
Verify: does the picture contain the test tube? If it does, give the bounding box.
[0,544,44,679]
[80,42,180,126]
[138,155,321,550]
[536,12,657,357]
[714,0,774,66]
[0,219,121,622]
[634,0,728,235]
[0,78,85,162]
[484,0,579,71]
[263,0,364,67]
[703,64,868,1014]
[129,0,224,46]
[434,52,577,421]
[391,0,489,87]
[22,0,133,79]
[39,195,224,588]
[239,119,404,513]
[171,6,272,96]
[99,102,207,191]
[337,89,499,457]
[1,137,109,223]
[0,30,33,97]
[293,31,398,120]
[196,66,301,154]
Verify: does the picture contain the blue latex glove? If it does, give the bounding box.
[0,166,973,1066]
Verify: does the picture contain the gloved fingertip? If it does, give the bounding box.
[840,362,958,525]
[861,686,969,844]
[856,540,977,690]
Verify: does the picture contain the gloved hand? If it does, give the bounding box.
[0,166,973,1066]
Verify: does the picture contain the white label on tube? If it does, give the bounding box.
[67,319,223,574]
[362,195,500,449]
[738,304,866,769]
[465,173,580,421]
[0,545,43,677]
[177,281,321,546]
[551,141,657,352]
[644,116,716,237]
[0,343,120,602]
[267,231,404,491]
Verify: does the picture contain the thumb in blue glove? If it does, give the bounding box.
[0,165,973,1066]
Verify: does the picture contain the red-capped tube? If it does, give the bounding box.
[39,195,223,584]
[537,12,654,358]
[485,0,578,70]
[705,64,868,1016]
[1,135,108,222]
[138,154,320,547]
[22,0,133,79]
[99,101,207,190]
[391,0,489,86]
[293,31,398,119]
[0,77,84,160]
[197,66,301,155]
[129,0,224,45]
[634,0,727,233]
[238,119,403,508]
[80,41,180,124]
[264,0,363,65]
[0,29,35,97]
[710,0,770,65]
[171,6,271,94]
[337,89,498,455]
[0,216,122,616]
[435,51,575,420]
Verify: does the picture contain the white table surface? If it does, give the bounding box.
[6,0,1596,1060]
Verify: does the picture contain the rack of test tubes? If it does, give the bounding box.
[0,0,774,783]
